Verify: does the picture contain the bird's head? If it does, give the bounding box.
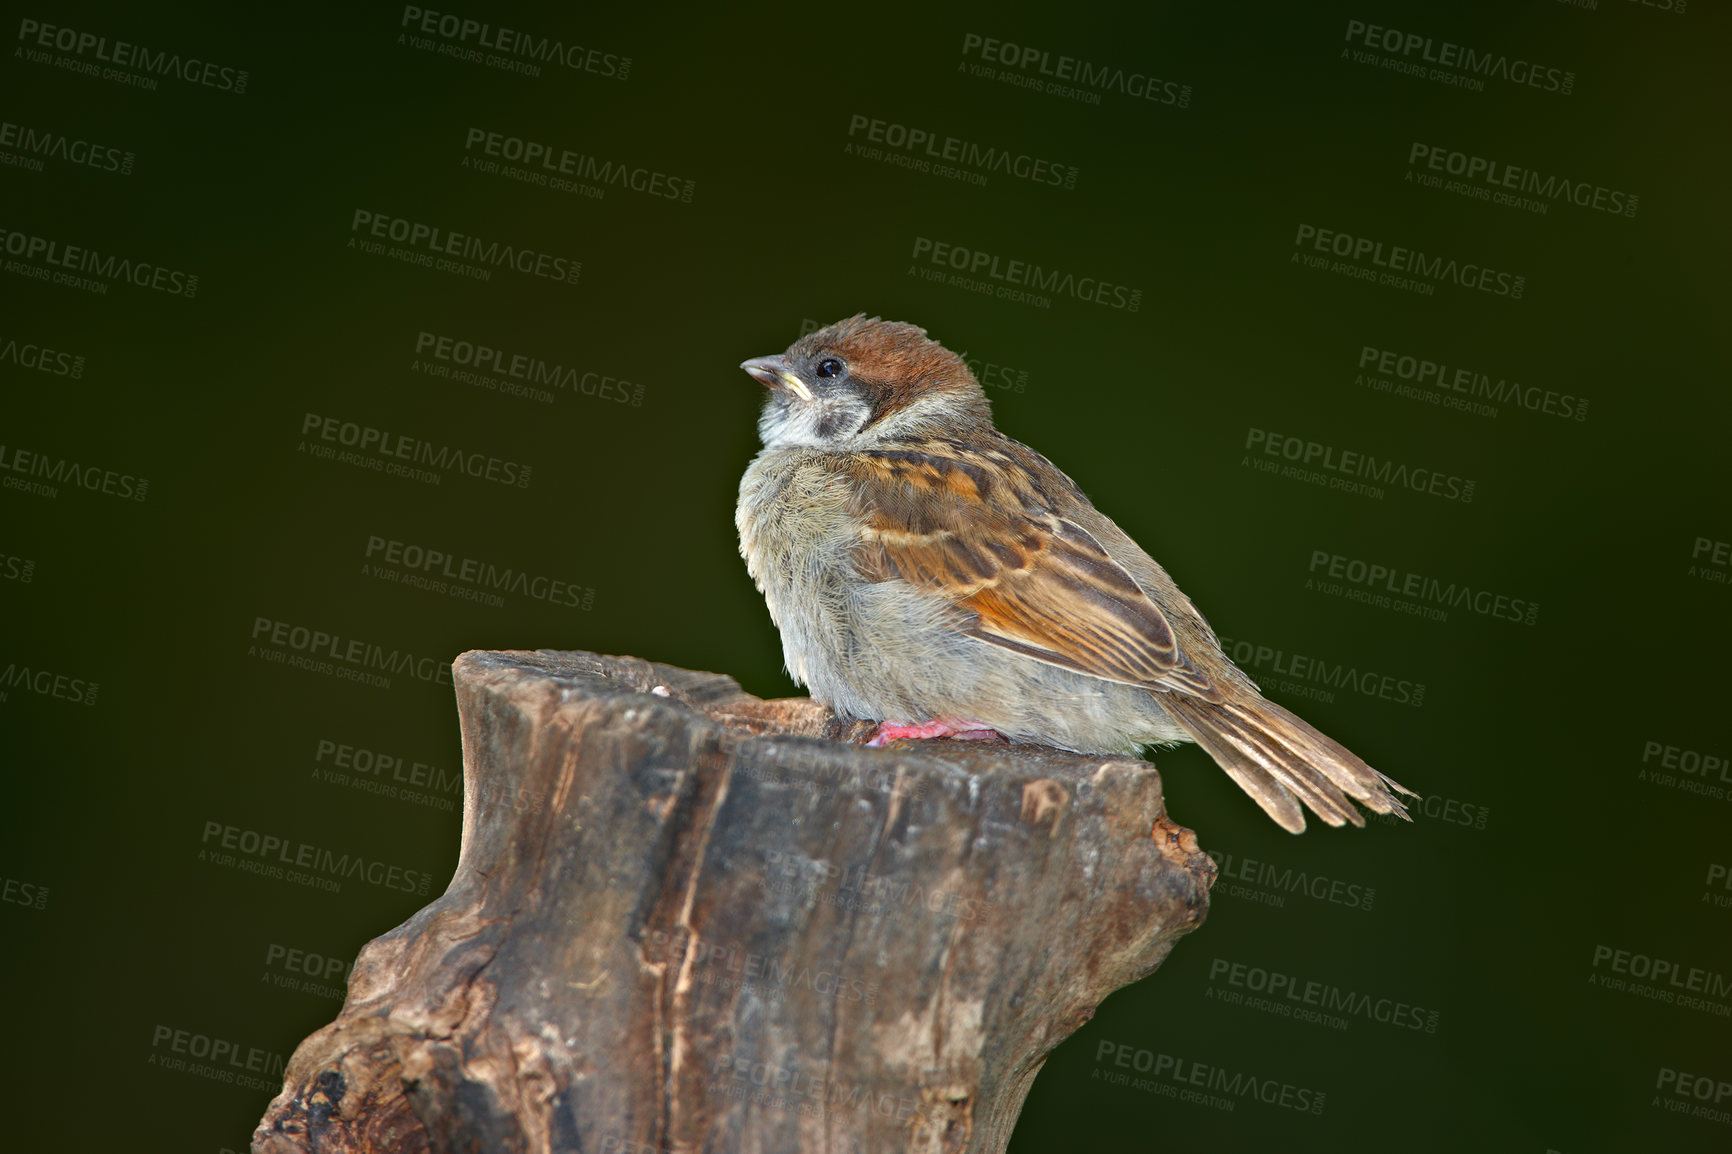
[740,314,989,449]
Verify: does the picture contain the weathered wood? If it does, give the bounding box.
[254,649,1215,1154]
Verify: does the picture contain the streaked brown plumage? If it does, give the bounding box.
[735,315,1415,832]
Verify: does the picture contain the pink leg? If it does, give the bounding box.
[866,718,1007,748]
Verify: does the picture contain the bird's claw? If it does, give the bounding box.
[865,719,1007,748]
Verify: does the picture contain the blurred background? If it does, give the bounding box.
[2,1,1727,1150]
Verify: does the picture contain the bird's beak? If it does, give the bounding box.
[740,355,814,402]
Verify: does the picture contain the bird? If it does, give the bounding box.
[734,314,1414,833]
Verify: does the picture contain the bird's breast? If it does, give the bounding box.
[736,452,864,686]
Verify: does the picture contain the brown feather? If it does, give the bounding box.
[742,315,1417,834]
[844,439,1220,701]
[1159,694,1414,830]
[790,315,989,427]
[835,428,1406,832]
[1156,702,1308,834]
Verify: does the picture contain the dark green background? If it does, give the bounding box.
[3,1,1727,1150]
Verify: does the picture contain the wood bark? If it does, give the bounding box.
[253,649,1215,1154]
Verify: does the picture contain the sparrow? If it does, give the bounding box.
[734,315,1414,833]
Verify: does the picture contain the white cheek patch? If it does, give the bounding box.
[759,394,871,448]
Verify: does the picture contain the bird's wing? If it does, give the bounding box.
[843,440,1221,701]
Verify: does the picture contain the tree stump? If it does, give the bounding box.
[253,649,1215,1154]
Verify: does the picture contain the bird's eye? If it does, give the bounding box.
[815,357,843,379]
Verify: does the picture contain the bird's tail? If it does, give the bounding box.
[1157,692,1416,834]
